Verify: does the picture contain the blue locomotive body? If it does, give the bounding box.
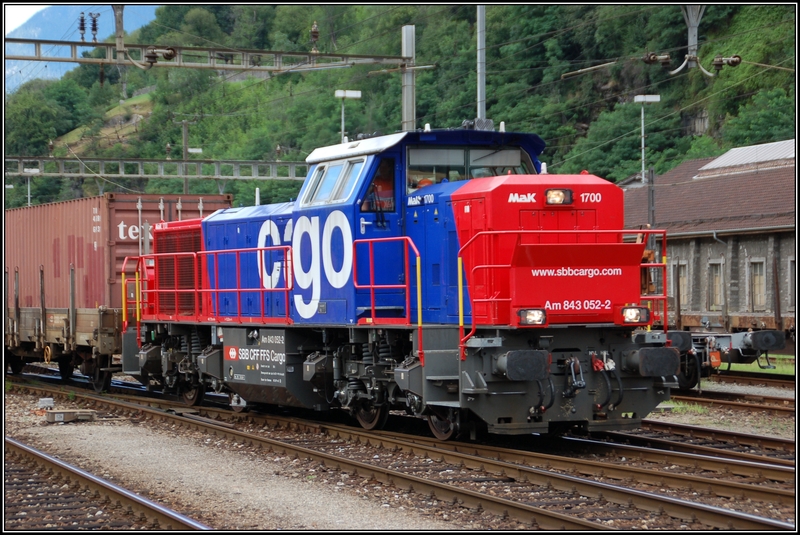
[199,129,545,326]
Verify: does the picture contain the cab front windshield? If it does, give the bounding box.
[406,147,534,193]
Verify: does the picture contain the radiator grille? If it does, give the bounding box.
[154,228,202,315]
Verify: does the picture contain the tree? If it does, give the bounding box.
[5,89,70,155]
[44,79,94,130]
[229,5,275,50]
[721,88,796,147]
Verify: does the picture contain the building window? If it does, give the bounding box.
[708,261,723,311]
[668,261,688,310]
[789,257,796,311]
[748,258,766,312]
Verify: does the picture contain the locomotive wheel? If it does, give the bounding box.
[92,357,112,393]
[58,356,73,381]
[677,359,699,390]
[356,403,389,430]
[230,394,249,413]
[181,385,205,406]
[428,412,456,441]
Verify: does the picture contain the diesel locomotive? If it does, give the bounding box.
[116,123,683,440]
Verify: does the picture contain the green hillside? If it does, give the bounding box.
[4,4,795,208]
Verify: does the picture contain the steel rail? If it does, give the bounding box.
[641,420,796,454]
[361,430,795,504]
[708,373,795,389]
[670,393,794,416]
[10,380,795,530]
[114,400,800,530]
[559,436,795,483]
[4,437,212,530]
[7,382,601,530]
[120,400,797,530]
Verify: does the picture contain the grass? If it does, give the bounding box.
[668,400,710,415]
[59,125,89,146]
[718,354,795,375]
[56,93,153,156]
[104,93,153,119]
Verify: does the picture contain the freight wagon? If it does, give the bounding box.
[4,193,232,388]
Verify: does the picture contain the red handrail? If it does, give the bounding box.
[353,236,425,364]
[123,245,294,329]
[457,228,668,359]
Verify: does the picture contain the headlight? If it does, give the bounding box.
[545,189,573,205]
[519,309,547,325]
[621,307,649,323]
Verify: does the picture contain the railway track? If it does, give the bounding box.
[670,390,794,417]
[4,437,211,530]
[598,420,795,466]
[708,372,795,389]
[6,380,795,530]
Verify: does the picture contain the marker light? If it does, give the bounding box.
[519,309,547,325]
[545,189,573,205]
[621,306,650,324]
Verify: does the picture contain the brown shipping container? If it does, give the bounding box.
[5,193,233,311]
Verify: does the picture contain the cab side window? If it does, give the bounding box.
[361,159,395,212]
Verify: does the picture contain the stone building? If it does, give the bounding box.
[622,139,795,346]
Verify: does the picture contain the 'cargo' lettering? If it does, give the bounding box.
[257,210,353,319]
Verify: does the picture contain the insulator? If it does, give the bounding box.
[89,13,100,43]
[99,65,105,87]
[310,21,320,54]
[724,55,742,68]
[79,13,86,42]
[642,52,658,64]
[712,55,724,72]
[162,48,177,61]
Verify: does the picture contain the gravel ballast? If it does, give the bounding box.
[4,377,795,530]
[4,393,486,530]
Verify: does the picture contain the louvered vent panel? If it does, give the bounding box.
[154,228,202,315]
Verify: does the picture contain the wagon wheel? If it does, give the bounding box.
[677,356,699,390]
[181,384,205,406]
[428,411,457,441]
[8,355,24,374]
[92,356,112,393]
[356,403,389,430]
[58,356,74,381]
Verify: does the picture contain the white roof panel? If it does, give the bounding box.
[699,139,795,170]
[306,132,408,164]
